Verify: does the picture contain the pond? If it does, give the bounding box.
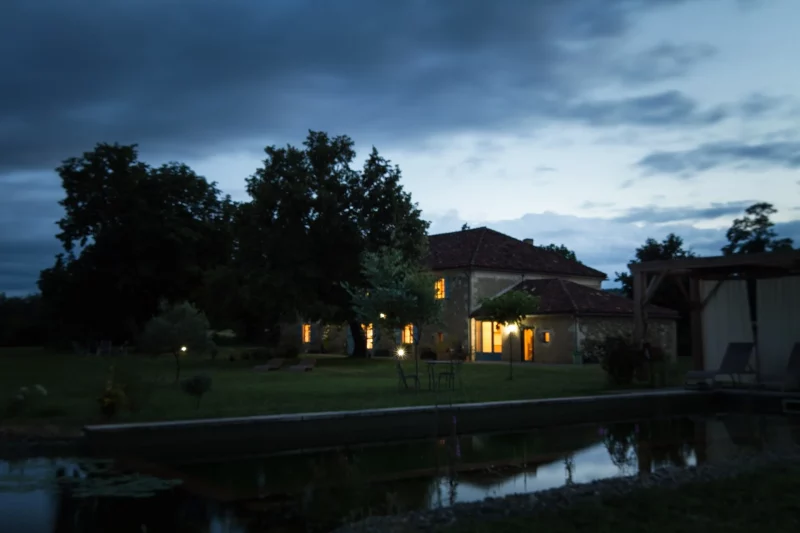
[2,414,799,532]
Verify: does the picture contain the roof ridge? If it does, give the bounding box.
[469,227,488,267]
[557,278,579,312]
[429,226,488,238]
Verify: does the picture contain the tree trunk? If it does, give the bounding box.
[173,351,181,383]
[348,320,367,358]
[508,327,514,381]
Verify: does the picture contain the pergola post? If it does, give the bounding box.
[689,276,704,371]
[632,269,646,348]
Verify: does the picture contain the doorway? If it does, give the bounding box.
[523,328,534,362]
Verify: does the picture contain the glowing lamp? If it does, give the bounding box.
[397,348,406,358]
[505,324,518,334]
[180,346,188,352]
[379,313,386,319]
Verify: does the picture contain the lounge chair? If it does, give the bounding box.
[685,342,755,389]
[396,361,419,391]
[253,358,285,372]
[759,342,800,391]
[288,358,316,372]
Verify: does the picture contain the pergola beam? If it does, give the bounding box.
[630,250,800,275]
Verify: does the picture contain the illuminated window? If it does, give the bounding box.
[542,331,551,343]
[434,278,445,299]
[302,323,311,344]
[362,323,374,350]
[475,321,503,353]
[437,332,444,343]
[401,324,414,344]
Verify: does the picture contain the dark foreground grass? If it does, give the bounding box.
[0,347,689,428]
[445,464,800,533]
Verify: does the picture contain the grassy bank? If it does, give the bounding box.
[446,463,800,533]
[0,347,689,428]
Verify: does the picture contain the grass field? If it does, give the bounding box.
[0,347,690,428]
[444,463,800,533]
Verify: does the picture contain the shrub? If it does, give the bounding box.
[279,344,300,359]
[248,347,274,361]
[137,301,212,383]
[181,374,212,408]
[373,348,391,358]
[420,346,437,360]
[600,336,645,386]
[5,384,48,418]
[98,366,127,418]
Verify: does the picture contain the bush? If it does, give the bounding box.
[373,348,392,358]
[600,336,645,386]
[5,384,48,418]
[279,344,300,359]
[248,347,274,361]
[420,346,437,360]
[98,366,127,418]
[137,301,212,383]
[181,374,212,408]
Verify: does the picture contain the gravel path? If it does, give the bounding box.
[332,448,800,533]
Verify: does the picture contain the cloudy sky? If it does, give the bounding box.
[1,0,799,295]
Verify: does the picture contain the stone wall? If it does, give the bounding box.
[577,316,678,362]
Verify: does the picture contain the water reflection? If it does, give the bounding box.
[1,414,798,532]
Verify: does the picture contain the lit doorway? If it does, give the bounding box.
[523,328,534,362]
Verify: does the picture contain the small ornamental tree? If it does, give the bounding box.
[138,301,212,383]
[344,247,442,379]
[477,291,540,380]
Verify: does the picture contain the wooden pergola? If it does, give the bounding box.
[631,250,800,373]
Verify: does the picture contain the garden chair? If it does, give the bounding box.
[396,361,419,391]
[253,358,285,372]
[685,342,755,389]
[759,342,800,391]
[288,358,316,372]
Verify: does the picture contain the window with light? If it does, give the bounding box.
[302,324,311,343]
[401,324,414,344]
[434,278,445,299]
[362,323,374,350]
[475,320,503,353]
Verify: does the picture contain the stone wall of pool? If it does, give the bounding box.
[84,389,734,460]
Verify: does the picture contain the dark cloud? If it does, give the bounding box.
[612,201,755,224]
[0,174,63,295]
[558,91,726,127]
[637,141,800,176]
[615,42,717,85]
[0,0,728,176]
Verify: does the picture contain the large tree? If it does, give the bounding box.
[614,234,695,298]
[721,202,794,255]
[615,233,695,360]
[38,143,233,343]
[242,131,429,357]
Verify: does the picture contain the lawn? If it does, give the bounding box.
[0,347,690,429]
[443,463,800,533]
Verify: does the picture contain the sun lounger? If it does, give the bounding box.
[288,358,316,372]
[253,358,285,372]
[685,342,755,389]
[759,342,800,391]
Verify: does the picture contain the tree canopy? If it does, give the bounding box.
[241,131,429,356]
[614,233,695,298]
[722,202,794,255]
[542,243,579,263]
[38,143,233,343]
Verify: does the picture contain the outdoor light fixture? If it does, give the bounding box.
[180,346,187,352]
[379,313,386,319]
[505,324,518,334]
[397,348,406,358]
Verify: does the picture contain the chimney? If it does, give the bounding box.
[523,238,534,246]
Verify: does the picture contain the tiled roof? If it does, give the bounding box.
[427,227,606,279]
[472,278,679,319]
